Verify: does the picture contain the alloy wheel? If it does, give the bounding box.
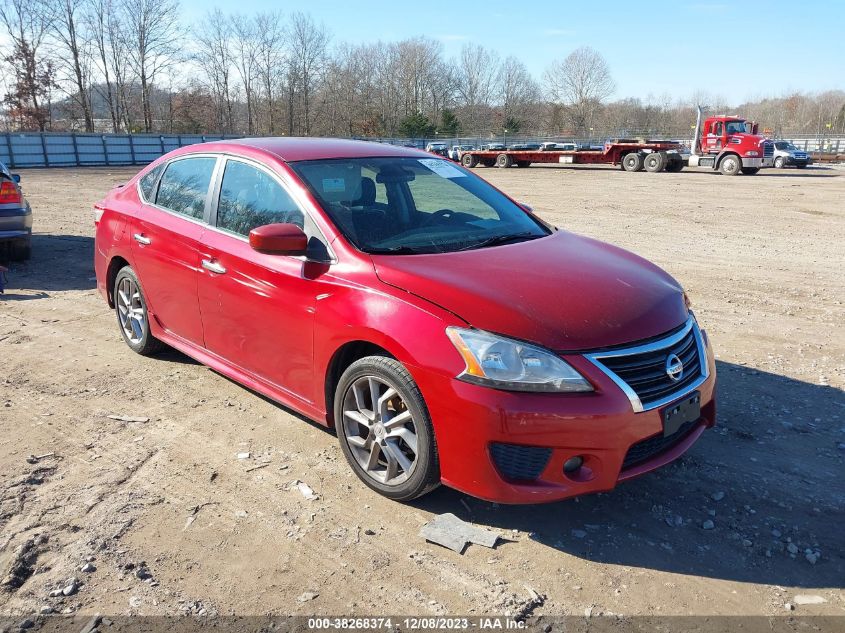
[116,276,146,344]
[341,375,418,486]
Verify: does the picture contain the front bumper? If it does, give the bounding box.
[414,328,717,504]
[785,155,810,166]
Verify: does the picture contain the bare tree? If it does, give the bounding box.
[194,8,235,133]
[230,13,259,134]
[119,0,180,132]
[253,11,284,134]
[545,46,614,133]
[497,55,540,133]
[85,0,126,131]
[455,43,499,134]
[285,12,328,135]
[49,0,94,131]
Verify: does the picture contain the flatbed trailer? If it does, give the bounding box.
[459,140,687,172]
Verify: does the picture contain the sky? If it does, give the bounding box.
[181,0,844,103]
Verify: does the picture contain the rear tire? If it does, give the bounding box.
[114,266,165,356]
[621,152,644,172]
[665,155,684,172]
[741,167,760,175]
[496,153,513,168]
[719,154,742,176]
[461,153,478,168]
[334,356,440,501]
[644,151,667,173]
[10,238,31,261]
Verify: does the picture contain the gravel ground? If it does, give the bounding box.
[0,163,843,621]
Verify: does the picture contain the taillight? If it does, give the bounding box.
[94,204,105,225]
[0,180,21,204]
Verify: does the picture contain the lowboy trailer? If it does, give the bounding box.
[459,140,687,172]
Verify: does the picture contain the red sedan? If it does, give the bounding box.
[94,138,716,504]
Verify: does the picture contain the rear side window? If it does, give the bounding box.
[216,160,304,236]
[138,163,163,201]
[156,157,217,220]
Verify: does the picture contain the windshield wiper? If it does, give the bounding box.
[457,231,544,252]
[367,245,424,255]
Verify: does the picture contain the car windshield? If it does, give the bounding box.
[725,120,750,134]
[775,141,797,150]
[290,156,550,255]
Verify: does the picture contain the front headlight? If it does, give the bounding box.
[445,327,593,393]
[745,150,759,157]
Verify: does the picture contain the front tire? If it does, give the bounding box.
[334,356,440,501]
[774,156,785,169]
[114,266,165,356]
[719,154,742,176]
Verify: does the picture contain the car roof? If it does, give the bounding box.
[209,137,430,162]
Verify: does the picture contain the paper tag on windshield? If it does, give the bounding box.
[418,159,466,178]
[322,177,345,193]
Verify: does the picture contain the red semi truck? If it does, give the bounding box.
[458,107,772,175]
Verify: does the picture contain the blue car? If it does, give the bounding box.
[0,162,31,260]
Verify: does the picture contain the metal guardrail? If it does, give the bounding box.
[2,132,843,168]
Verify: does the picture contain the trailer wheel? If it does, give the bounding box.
[719,154,742,176]
[496,153,513,168]
[741,167,760,175]
[621,152,644,172]
[461,153,478,168]
[644,151,667,173]
[665,154,684,172]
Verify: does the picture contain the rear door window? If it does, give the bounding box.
[215,160,304,236]
[139,163,164,202]
[155,157,217,220]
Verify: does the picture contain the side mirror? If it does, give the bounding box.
[249,223,308,256]
[11,173,20,183]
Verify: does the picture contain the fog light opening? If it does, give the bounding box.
[563,456,584,473]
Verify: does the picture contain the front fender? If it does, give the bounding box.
[313,275,468,418]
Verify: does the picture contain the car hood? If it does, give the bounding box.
[372,230,688,351]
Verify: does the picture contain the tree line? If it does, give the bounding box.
[2,0,844,139]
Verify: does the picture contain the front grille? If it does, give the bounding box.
[763,142,774,157]
[622,417,699,469]
[590,321,705,410]
[794,152,808,159]
[490,443,552,482]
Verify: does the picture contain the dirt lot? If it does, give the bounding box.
[1,163,843,621]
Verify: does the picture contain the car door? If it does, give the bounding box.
[197,157,329,405]
[131,155,218,347]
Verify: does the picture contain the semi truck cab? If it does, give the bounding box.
[689,107,772,175]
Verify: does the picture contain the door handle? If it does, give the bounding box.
[201,259,227,275]
[133,233,151,245]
